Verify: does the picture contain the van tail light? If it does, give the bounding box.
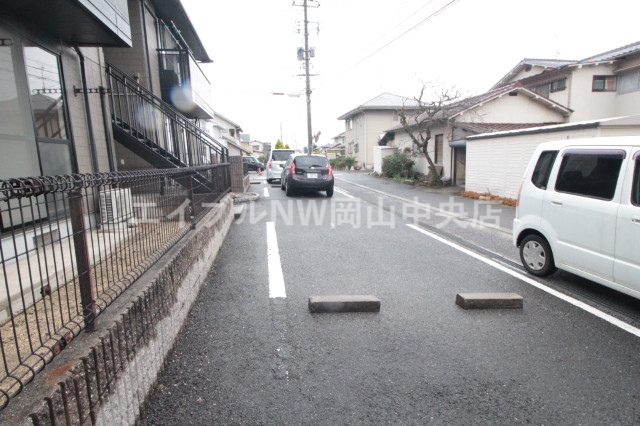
[268,160,272,169]
[290,162,296,174]
[516,180,524,207]
[328,164,333,176]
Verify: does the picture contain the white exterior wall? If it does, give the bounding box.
[344,110,399,168]
[466,126,640,199]
[567,65,619,122]
[393,124,452,178]
[456,94,566,123]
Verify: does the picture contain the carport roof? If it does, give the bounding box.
[467,115,640,140]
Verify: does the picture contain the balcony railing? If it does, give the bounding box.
[0,164,230,410]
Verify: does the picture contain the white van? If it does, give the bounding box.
[266,149,295,183]
[513,136,640,299]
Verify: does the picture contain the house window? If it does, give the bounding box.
[550,78,567,93]
[531,83,550,98]
[393,111,399,121]
[618,70,640,94]
[355,143,359,153]
[592,75,617,92]
[435,134,443,164]
[347,118,353,130]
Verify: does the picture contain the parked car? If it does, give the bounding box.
[281,154,334,197]
[513,136,640,299]
[266,149,295,183]
[242,156,264,172]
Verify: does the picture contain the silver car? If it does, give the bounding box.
[266,149,295,183]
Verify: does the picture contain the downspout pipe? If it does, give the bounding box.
[73,45,100,173]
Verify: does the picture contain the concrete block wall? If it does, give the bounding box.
[230,156,249,193]
[0,195,234,425]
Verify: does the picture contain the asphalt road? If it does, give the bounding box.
[141,172,640,425]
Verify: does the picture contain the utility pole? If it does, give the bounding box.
[303,0,313,155]
[294,0,318,155]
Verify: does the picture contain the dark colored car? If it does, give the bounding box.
[242,156,264,172]
[281,154,334,197]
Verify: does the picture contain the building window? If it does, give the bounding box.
[592,75,617,92]
[550,78,567,93]
[531,83,550,98]
[355,143,359,153]
[393,111,399,121]
[347,118,353,130]
[435,134,443,164]
[618,70,640,94]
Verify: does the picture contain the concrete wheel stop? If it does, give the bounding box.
[308,295,381,313]
[455,293,523,309]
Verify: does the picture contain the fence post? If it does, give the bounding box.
[189,174,196,230]
[68,191,98,331]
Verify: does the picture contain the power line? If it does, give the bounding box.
[358,0,438,55]
[349,0,461,70]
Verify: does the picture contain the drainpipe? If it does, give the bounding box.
[99,86,116,172]
[73,45,100,173]
[140,0,154,93]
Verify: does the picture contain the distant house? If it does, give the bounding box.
[465,41,640,197]
[206,112,243,151]
[491,41,640,122]
[389,83,569,184]
[248,140,269,156]
[338,93,421,169]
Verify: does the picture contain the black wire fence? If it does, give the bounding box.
[0,164,230,410]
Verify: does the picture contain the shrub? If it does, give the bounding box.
[342,156,356,169]
[382,152,414,178]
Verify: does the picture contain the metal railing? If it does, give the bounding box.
[0,164,230,410]
[106,63,227,168]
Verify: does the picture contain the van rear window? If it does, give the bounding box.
[271,151,295,161]
[555,150,624,200]
[295,156,328,167]
[531,150,558,189]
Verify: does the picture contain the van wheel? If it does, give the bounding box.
[520,234,556,277]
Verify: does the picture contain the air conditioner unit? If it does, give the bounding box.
[99,188,133,224]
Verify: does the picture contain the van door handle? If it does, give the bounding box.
[551,200,563,206]
[632,217,640,224]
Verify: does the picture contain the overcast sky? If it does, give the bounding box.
[181,0,640,151]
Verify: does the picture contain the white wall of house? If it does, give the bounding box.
[393,123,452,179]
[567,65,619,122]
[456,93,566,124]
[344,110,401,168]
[465,124,640,199]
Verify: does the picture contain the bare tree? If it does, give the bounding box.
[398,85,461,184]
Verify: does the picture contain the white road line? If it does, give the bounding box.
[335,177,511,235]
[407,224,640,339]
[264,187,269,197]
[267,222,286,298]
[334,187,355,198]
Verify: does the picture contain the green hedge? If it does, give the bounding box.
[329,156,357,170]
[382,152,415,178]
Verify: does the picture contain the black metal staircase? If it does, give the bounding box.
[106,64,228,193]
